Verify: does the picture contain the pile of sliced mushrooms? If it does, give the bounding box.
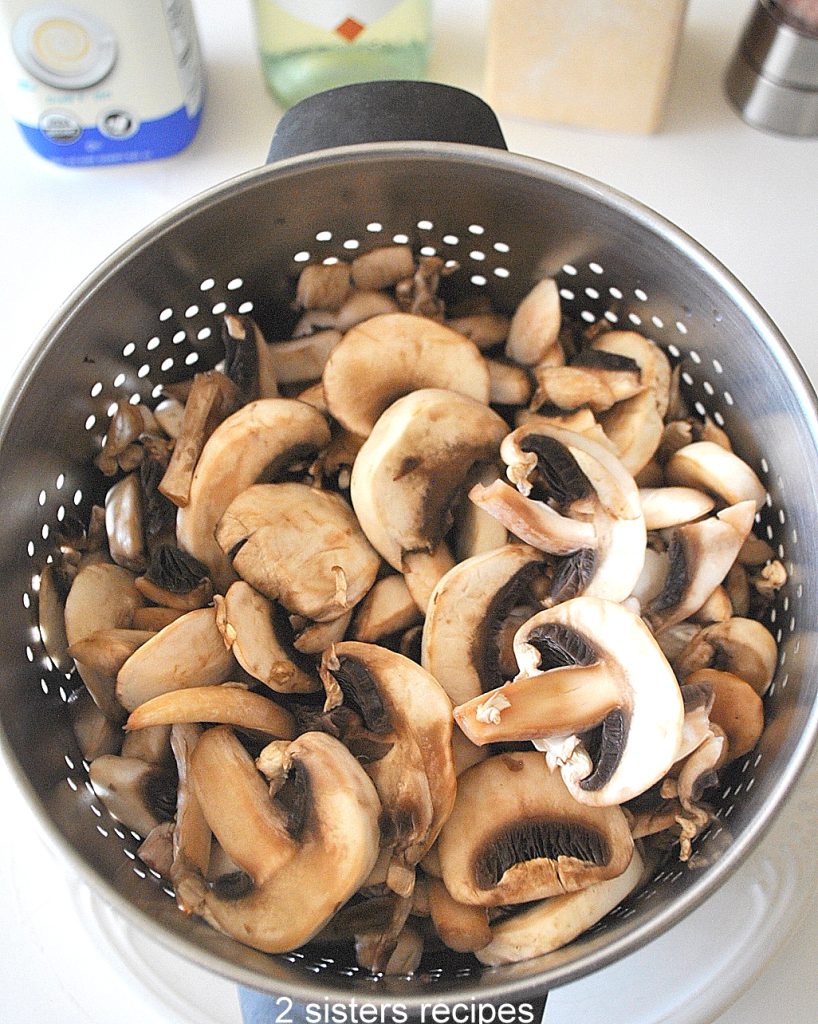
[43,245,784,972]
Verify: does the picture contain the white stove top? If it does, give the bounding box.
[1,1,817,1021]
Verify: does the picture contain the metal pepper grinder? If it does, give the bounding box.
[725,0,818,135]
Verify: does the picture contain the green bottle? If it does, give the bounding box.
[252,0,432,109]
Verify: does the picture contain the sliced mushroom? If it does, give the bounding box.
[674,617,778,695]
[426,878,491,953]
[132,607,186,630]
[265,330,343,384]
[121,723,173,767]
[175,398,331,589]
[154,397,186,439]
[598,389,663,476]
[296,262,352,311]
[292,610,353,654]
[591,330,672,416]
[456,597,684,808]
[691,585,733,624]
[38,562,73,673]
[531,362,643,414]
[352,574,423,643]
[356,924,423,976]
[645,500,756,632]
[335,290,400,331]
[104,473,146,572]
[437,752,634,906]
[452,463,509,562]
[350,388,508,571]
[175,728,381,953]
[476,847,644,965]
[350,245,415,291]
[116,606,238,712]
[665,441,766,510]
[69,688,122,761]
[628,547,668,607]
[323,314,491,437]
[89,754,176,837]
[486,359,533,406]
[169,723,212,902]
[64,563,147,721]
[222,314,279,401]
[320,641,456,894]
[421,544,548,708]
[447,313,510,350]
[135,544,213,610]
[215,582,318,693]
[215,482,380,622]
[639,487,715,530]
[505,278,561,366]
[402,545,457,614]
[125,683,296,739]
[684,668,764,762]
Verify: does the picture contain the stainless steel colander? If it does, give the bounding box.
[2,83,817,1014]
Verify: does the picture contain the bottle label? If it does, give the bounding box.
[272,1,402,39]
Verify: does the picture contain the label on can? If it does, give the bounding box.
[0,0,205,166]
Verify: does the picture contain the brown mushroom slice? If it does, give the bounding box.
[351,245,415,291]
[352,574,423,643]
[486,359,533,406]
[320,641,456,891]
[104,473,146,572]
[628,547,668,607]
[476,847,643,965]
[665,441,767,510]
[70,689,123,761]
[296,262,352,311]
[169,724,211,903]
[645,500,756,633]
[135,544,213,611]
[426,878,491,953]
[216,482,379,622]
[265,329,343,384]
[88,754,176,837]
[505,277,561,366]
[132,607,185,630]
[447,313,511,350]
[175,398,331,589]
[292,610,353,654]
[691,585,733,624]
[176,728,381,953]
[64,564,147,721]
[215,581,318,693]
[591,331,672,416]
[221,314,280,401]
[154,397,186,439]
[661,727,727,862]
[323,314,491,437]
[685,668,764,761]
[531,363,644,415]
[350,388,508,571]
[116,606,238,712]
[437,752,634,907]
[639,487,715,530]
[137,821,175,875]
[356,924,424,976]
[674,617,777,697]
[121,722,173,766]
[421,544,549,708]
[158,370,239,509]
[402,545,457,614]
[598,389,663,476]
[125,684,296,739]
[453,463,509,562]
[335,290,400,331]
[503,597,684,807]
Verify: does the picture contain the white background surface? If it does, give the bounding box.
[0,0,817,1021]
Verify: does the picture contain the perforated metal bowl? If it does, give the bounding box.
[2,84,818,1012]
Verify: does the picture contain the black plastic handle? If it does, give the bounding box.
[267,80,507,163]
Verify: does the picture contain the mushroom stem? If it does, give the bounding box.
[469,480,597,554]
[125,685,296,739]
[454,664,622,745]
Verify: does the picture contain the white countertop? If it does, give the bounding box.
[1,1,817,1021]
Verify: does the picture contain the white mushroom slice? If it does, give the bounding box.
[296,262,352,311]
[68,629,155,723]
[691,585,733,623]
[427,878,491,953]
[674,617,778,695]
[656,621,702,663]
[323,314,491,437]
[265,329,343,384]
[475,597,684,807]
[402,545,456,614]
[505,278,561,366]
[421,544,548,708]
[320,642,456,889]
[446,313,510,350]
[64,563,146,721]
[639,487,715,530]
[725,562,751,616]
[177,728,381,954]
[215,582,318,693]
[352,574,423,643]
[350,244,415,291]
[116,606,238,712]
[530,365,643,414]
[121,722,173,766]
[89,754,176,837]
[215,482,380,622]
[476,848,643,965]
[350,388,508,571]
[646,500,756,633]
[70,689,123,761]
[294,380,327,414]
[599,389,663,476]
[591,330,672,418]
[634,459,664,488]
[222,314,280,400]
[168,724,211,903]
[132,607,184,631]
[686,668,764,762]
[628,547,668,606]
[176,398,331,590]
[452,463,509,562]
[665,441,766,510]
[104,474,146,573]
[292,610,352,654]
[335,290,400,331]
[125,684,296,739]
[154,397,186,439]
[486,359,533,406]
[437,752,634,907]
[356,924,424,976]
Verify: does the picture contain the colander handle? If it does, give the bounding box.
[266,80,507,162]
[238,988,548,1024]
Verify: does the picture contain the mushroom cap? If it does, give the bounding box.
[322,313,491,436]
[215,482,380,622]
[684,668,764,761]
[350,388,509,570]
[421,544,548,707]
[675,617,778,695]
[509,597,685,807]
[639,487,715,530]
[504,277,561,366]
[665,441,767,510]
[437,751,634,907]
[591,330,672,418]
[176,398,331,590]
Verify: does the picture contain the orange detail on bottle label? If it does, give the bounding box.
[335,17,366,41]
